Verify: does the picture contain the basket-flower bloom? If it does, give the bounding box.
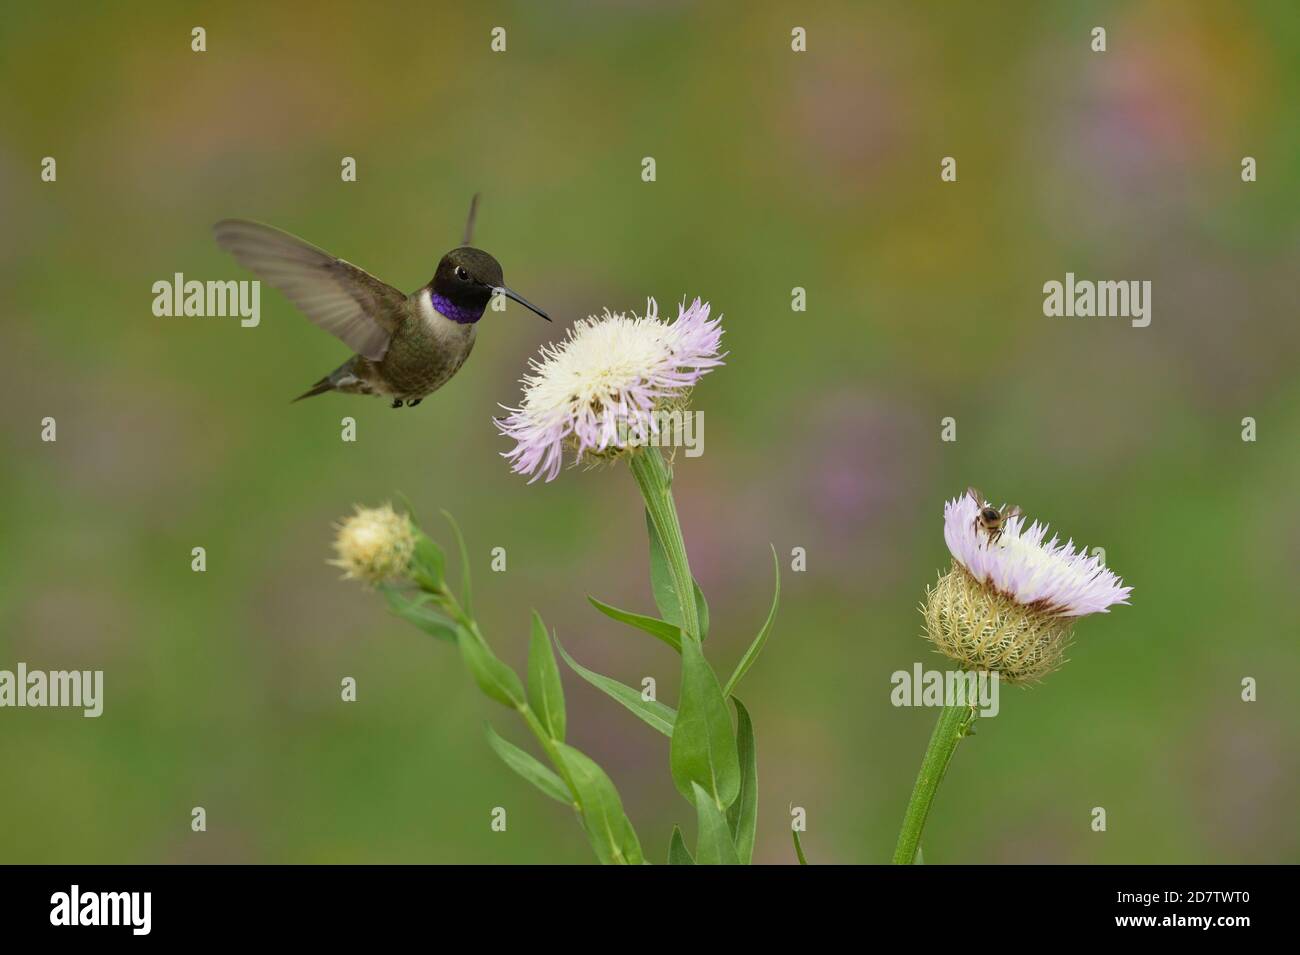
[496,298,724,482]
[923,490,1132,683]
[943,491,1131,616]
[324,290,784,865]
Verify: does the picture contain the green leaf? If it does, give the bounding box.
[691,782,740,865]
[587,595,681,653]
[380,586,458,641]
[484,723,572,805]
[410,532,446,592]
[670,632,740,808]
[646,509,678,623]
[792,828,810,865]
[456,629,525,709]
[394,491,420,522]
[554,743,644,865]
[645,510,710,640]
[722,545,781,697]
[667,825,695,865]
[441,510,473,617]
[694,581,710,641]
[554,638,676,737]
[527,611,565,742]
[726,698,758,864]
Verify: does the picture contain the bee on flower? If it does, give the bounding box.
[923,489,1132,683]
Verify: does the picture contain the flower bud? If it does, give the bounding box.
[330,504,416,586]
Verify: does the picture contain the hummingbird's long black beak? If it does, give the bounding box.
[496,286,551,322]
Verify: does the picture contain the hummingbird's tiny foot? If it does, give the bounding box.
[406,398,422,407]
[390,398,402,409]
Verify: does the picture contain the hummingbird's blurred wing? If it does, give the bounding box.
[213,219,406,361]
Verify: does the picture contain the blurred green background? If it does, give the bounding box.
[2,1,1298,864]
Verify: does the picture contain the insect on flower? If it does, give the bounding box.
[924,490,1132,683]
[965,487,1022,545]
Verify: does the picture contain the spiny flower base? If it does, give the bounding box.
[923,562,1074,684]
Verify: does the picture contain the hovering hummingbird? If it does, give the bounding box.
[212,196,550,407]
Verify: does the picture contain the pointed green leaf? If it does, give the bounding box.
[726,698,758,864]
[646,509,680,624]
[645,509,710,639]
[380,586,458,641]
[668,825,695,865]
[527,612,565,742]
[410,532,446,592]
[436,514,473,621]
[394,491,420,522]
[456,630,525,709]
[587,595,681,653]
[694,580,710,641]
[441,510,473,617]
[670,633,740,808]
[792,828,810,865]
[722,545,781,697]
[554,743,644,865]
[484,723,572,805]
[554,638,676,737]
[691,782,740,865]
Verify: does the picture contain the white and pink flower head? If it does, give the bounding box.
[943,490,1131,617]
[496,298,724,483]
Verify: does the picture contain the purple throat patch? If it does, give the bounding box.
[431,292,485,325]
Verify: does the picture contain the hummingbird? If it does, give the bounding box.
[212,196,550,408]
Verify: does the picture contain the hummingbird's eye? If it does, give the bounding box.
[455,266,470,281]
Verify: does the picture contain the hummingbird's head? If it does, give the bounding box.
[430,247,551,324]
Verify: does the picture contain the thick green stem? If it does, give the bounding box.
[628,448,700,641]
[892,704,976,864]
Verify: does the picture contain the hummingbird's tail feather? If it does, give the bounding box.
[462,193,480,246]
[293,356,373,402]
[292,375,334,402]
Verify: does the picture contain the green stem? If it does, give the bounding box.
[627,448,700,642]
[436,587,585,818]
[891,704,976,864]
[517,703,581,810]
